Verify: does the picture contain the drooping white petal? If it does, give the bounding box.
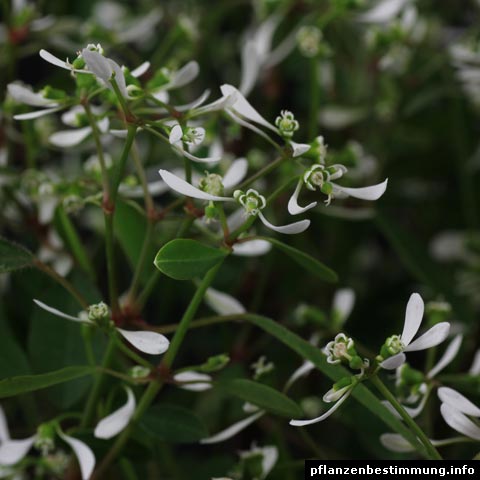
[380,433,415,453]
[264,25,298,69]
[232,239,272,256]
[332,288,356,325]
[438,387,480,417]
[469,350,480,375]
[401,292,424,346]
[58,431,95,480]
[158,169,232,201]
[7,83,58,107]
[323,385,352,403]
[37,196,57,225]
[284,361,315,390]
[223,158,248,189]
[427,335,462,379]
[440,404,480,441]
[239,41,261,97]
[119,180,169,198]
[82,49,112,82]
[173,371,212,392]
[130,61,150,78]
[289,141,311,158]
[332,179,388,201]
[357,0,408,24]
[220,84,278,133]
[49,126,92,148]
[33,299,89,323]
[200,411,264,444]
[192,91,238,116]
[167,61,199,90]
[169,124,183,145]
[289,388,352,427]
[151,90,169,103]
[13,107,63,120]
[259,446,278,479]
[204,287,246,315]
[404,322,450,352]
[380,352,406,370]
[287,180,317,215]
[381,391,429,420]
[174,89,211,112]
[94,388,136,439]
[116,328,169,355]
[39,49,89,72]
[175,146,222,164]
[0,436,36,465]
[258,212,310,235]
[0,406,10,441]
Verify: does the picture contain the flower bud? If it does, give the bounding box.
[275,110,299,139]
[87,301,109,323]
[234,189,266,216]
[35,423,56,456]
[297,26,323,58]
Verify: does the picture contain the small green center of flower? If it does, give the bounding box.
[385,334,405,355]
[87,301,110,324]
[234,189,266,216]
[297,26,323,57]
[304,164,327,191]
[183,127,205,146]
[199,173,224,197]
[275,110,299,138]
[35,423,56,456]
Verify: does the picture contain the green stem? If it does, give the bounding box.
[104,213,119,314]
[149,313,244,334]
[370,375,442,460]
[236,155,286,191]
[81,338,117,428]
[135,270,161,310]
[114,336,153,369]
[111,126,138,204]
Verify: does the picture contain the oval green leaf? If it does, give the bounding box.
[259,237,337,283]
[0,366,94,398]
[154,239,228,280]
[139,404,209,443]
[218,378,302,418]
[0,237,34,273]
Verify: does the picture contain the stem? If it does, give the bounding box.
[135,270,161,310]
[104,213,119,315]
[33,260,88,309]
[150,314,244,334]
[81,338,117,427]
[236,155,286,191]
[115,337,153,369]
[370,375,442,460]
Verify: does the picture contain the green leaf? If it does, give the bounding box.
[0,237,34,273]
[259,237,337,283]
[244,314,428,458]
[0,366,94,398]
[154,239,228,281]
[139,404,209,443]
[375,211,473,325]
[217,378,302,418]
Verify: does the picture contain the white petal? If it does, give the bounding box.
[289,141,311,158]
[151,90,169,103]
[174,89,211,112]
[7,83,58,107]
[220,84,278,133]
[130,61,150,78]
[380,433,415,453]
[260,446,278,478]
[232,239,272,256]
[173,371,212,392]
[169,124,183,144]
[438,387,480,417]
[333,179,388,201]
[323,385,351,403]
[94,388,136,439]
[332,288,356,325]
[469,350,480,375]
[440,404,480,441]
[405,322,450,352]
[358,0,408,24]
[0,406,9,442]
[287,180,317,215]
[39,49,70,70]
[204,287,246,316]
[37,196,57,225]
[285,361,315,390]
[401,292,424,346]
[258,212,310,235]
[319,106,365,130]
[176,146,221,164]
[427,335,462,379]
[193,91,237,115]
[0,437,35,465]
[223,158,248,189]
[49,126,92,147]
[120,180,169,198]
[289,388,352,426]
[13,106,63,120]
[381,392,429,420]
[380,352,406,370]
[58,431,95,480]
[33,299,88,323]
[158,169,232,201]
[239,40,261,97]
[82,49,112,83]
[167,61,199,90]
[116,328,169,355]
[200,411,264,444]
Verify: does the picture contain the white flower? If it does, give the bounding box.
[173,371,213,392]
[439,387,480,441]
[0,406,94,480]
[150,61,200,103]
[289,163,388,213]
[158,168,310,235]
[94,387,136,439]
[33,300,169,355]
[167,123,219,163]
[357,0,410,24]
[238,444,278,480]
[379,293,450,370]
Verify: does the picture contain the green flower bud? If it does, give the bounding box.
[199,353,230,372]
[275,110,299,138]
[35,423,56,456]
[41,86,67,101]
[87,302,109,323]
[128,365,151,379]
